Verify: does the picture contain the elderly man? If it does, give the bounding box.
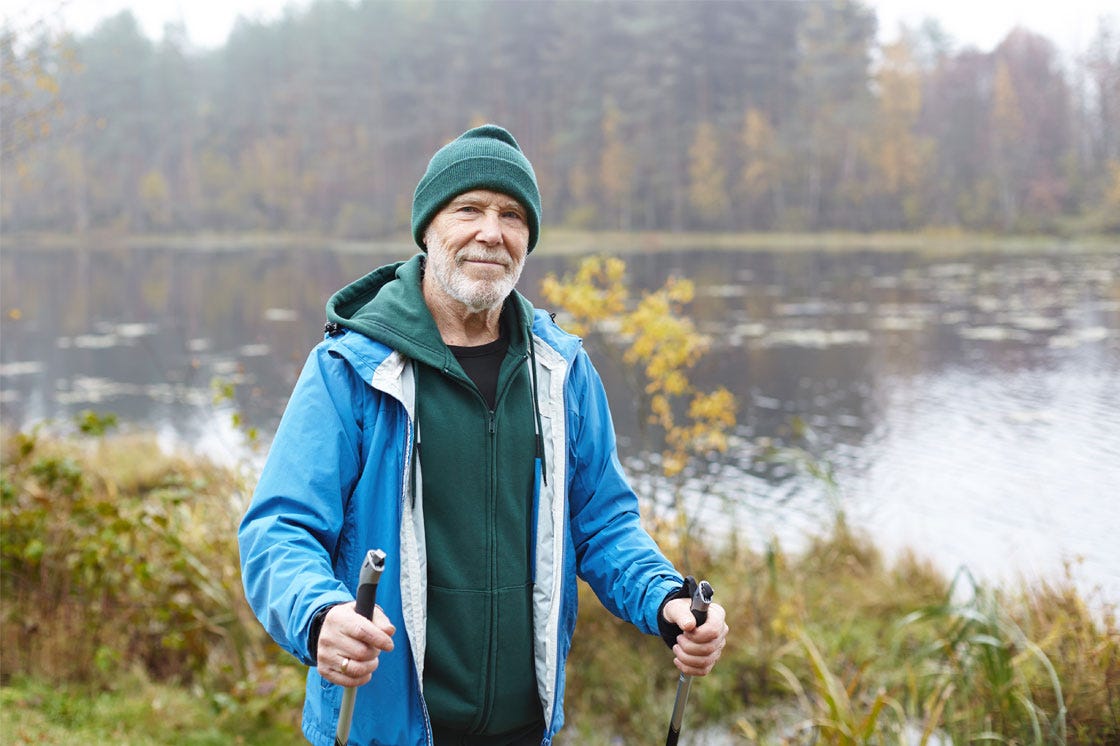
[238,124,728,746]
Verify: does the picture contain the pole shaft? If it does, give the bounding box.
[666,673,692,745]
[334,549,386,746]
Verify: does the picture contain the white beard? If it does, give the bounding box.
[424,234,524,312]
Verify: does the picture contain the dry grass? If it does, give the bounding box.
[3,430,1117,743]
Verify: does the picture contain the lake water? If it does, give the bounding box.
[2,243,1118,607]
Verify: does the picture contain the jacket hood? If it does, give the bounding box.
[324,254,536,370]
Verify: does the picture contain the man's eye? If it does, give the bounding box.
[502,211,524,221]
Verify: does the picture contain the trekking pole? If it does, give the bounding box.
[665,577,714,746]
[335,548,387,746]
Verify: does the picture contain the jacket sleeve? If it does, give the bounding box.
[564,349,683,635]
[238,343,366,665]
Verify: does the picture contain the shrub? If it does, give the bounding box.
[0,428,303,732]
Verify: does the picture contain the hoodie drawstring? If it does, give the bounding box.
[528,337,548,487]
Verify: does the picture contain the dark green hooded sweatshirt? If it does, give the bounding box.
[325,255,543,737]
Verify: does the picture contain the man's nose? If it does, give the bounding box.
[475,209,502,244]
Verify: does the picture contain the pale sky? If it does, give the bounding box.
[1,0,1116,55]
[0,0,311,48]
[871,0,1115,56]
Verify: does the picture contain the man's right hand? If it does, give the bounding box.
[315,602,396,687]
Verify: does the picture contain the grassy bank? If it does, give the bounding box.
[4,228,1117,256]
[2,429,1118,743]
[562,521,1120,743]
[0,675,303,745]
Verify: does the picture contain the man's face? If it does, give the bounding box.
[423,189,530,313]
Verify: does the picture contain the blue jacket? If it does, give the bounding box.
[238,308,683,745]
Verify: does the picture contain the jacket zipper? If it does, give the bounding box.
[442,354,534,733]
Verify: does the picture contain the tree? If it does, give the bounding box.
[0,30,70,159]
[138,168,172,230]
[921,49,997,227]
[871,35,935,226]
[1078,18,1120,225]
[687,120,729,228]
[0,23,83,229]
[598,98,633,230]
[788,0,878,228]
[993,29,1072,228]
[738,107,783,228]
[990,58,1027,228]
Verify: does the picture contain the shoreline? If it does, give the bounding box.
[3,228,1118,255]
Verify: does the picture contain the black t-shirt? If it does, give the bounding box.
[447,311,511,410]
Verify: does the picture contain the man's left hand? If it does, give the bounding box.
[661,599,728,676]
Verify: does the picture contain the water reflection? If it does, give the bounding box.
[1,244,1118,606]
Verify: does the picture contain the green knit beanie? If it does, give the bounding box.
[411,124,542,253]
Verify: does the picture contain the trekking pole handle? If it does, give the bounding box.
[354,549,385,619]
[666,577,714,746]
[335,549,387,746]
[691,579,714,626]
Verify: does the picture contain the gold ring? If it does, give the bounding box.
[340,657,350,674]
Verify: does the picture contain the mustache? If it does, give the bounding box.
[456,249,512,267]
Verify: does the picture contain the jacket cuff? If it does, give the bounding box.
[307,603,341,665]
[657,578,694,649]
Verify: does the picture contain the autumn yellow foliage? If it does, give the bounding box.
[541,256,736,482]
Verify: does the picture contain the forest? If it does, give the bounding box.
[2,0,1119,238]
